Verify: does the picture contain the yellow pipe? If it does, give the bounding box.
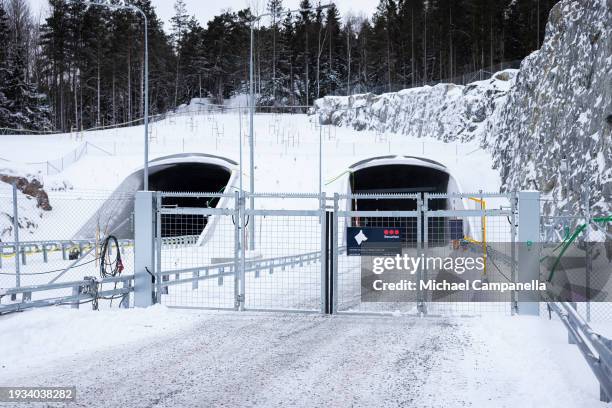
[467,197,487,277]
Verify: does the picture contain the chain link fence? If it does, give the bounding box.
[540,203,612,326]
[0,185,134,309]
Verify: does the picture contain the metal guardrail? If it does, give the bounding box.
[0,239,133,267]
[0,236,199,267]
[0,275,134,314]
[158,246,348,289]
[548,301,612,403]
[159,250,328,288]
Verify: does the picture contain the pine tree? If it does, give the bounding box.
[267,0,283,101]
[321,4,342,95]
[0,3,12,127]
[171,0,190,107]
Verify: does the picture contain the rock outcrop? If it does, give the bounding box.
[490,0,611,217]
[0,174,52,211]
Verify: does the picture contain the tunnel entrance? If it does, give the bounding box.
[349,164,450,244]
[151,163,231,237]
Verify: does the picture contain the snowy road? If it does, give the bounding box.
[0,310,603,408]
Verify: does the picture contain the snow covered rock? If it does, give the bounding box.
[0,174,51,210]
[491,0,611,217]
[313,0,611,218]
[0,173,52,240]
[314,70,516,144]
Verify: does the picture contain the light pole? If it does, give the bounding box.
[247,3,333,250]
[72,0,149,190]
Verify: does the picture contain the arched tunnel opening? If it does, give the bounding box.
[152,163,232,238]
[74,154,237,240]
[349,161,452,244]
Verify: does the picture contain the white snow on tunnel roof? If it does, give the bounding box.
[349,155,447,172]
[148,153,238,168]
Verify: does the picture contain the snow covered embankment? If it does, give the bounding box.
[314,0,611,217]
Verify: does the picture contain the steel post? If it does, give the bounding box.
[134,191,155,307]
[517,191,541,315]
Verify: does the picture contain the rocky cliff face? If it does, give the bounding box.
[490,0,611,218]
[314,70,516,144]
[314,0,611,218]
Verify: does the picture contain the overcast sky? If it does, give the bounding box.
[28,1,378,29]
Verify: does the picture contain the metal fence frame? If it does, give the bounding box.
[152,191,327,313]
[332,192,422,315]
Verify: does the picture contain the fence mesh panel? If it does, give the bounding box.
[243,212,322,311]
[540,210,612,325]
[157,194,237,309]
[336,212,419,314]
[424,214,513,316]
[0,189,134,309]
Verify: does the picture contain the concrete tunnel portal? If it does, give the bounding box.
[151,162,232,237]
[346,156,463,244]
[75,154,238,240]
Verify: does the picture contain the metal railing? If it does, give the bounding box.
[0,239,133,266]
[0,274,133,314]
[548,301,612,403]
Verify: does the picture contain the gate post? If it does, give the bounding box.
[332,193,339,314]
[517,191,540,316]
[233,190,243,311]
[134,191,156,307]
[320,192,327,314]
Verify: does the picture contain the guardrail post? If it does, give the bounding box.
[568,301,577,344]
[71,284,80,309]
[120,279,131,309]
[602,386,611,403]
[517,191,540,316]
[134,191,156,307]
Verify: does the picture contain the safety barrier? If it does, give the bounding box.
[0,274,133,314]
[548,301,612,403]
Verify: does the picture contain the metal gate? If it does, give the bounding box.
[332,193,422,314]
[422,192,516,316]
[154,192,325,312]
[331,191,517,316]
[147,190,518,315]
[156,191,240,310]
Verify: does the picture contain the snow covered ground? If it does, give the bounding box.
[0,307,607,408]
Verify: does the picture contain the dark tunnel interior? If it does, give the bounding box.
[349,164,450,244]
[150,163,231,237]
